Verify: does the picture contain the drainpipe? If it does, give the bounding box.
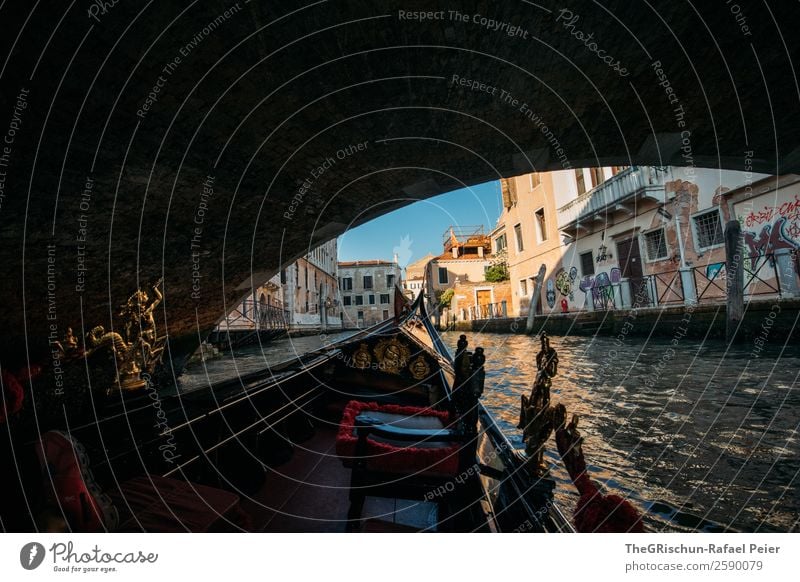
[674,215,687,269]
[675,214,697,304]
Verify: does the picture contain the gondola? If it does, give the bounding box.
[5,281,618,533]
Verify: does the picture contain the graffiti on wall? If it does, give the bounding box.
[742,194,800,228]
[546,280,556,308]
[579,268,621,309]
[706,262,725,280]
[743,216,799,262]
[554,267,578,300]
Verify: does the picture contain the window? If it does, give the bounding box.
[644,228,668,261]
[382,310,389,319]
[281,269,287,284]
[343,295,352,306]
[519,279,528,297]
[693,209,724,250]
[514,223,524,252]
[355,295,364,306]
[529,173,541,189]
[580,251,595,276]
[341,277,353,291]
[575,170,586,195]
[368,294,375,305]
[380,293,390,304]
[495,233,507,253]
[590,167,604,188]
[363,275,373,289]
[386,274,395,288]
[534,208,548,242]
[357,310,364,320]
[438,267,448,285]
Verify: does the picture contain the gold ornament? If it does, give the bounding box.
[373,337,411,374]
[352,343,372,369]
[408,355,430,380]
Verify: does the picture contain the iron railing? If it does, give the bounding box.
[220,299,289,330]
[591,284,617,311]
[648,270,684,305]
[557,166,667,227]
[461,301,508,321]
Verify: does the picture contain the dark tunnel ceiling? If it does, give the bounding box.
[0,0,798,369]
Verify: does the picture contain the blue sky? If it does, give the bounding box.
[337,180,502,266]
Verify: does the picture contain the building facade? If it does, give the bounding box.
[283,239,341,330]
[215,239,340,335]
[402,253,434,300]
[491,165,785,318]
[429,227,493,291]
[338,260,402,328]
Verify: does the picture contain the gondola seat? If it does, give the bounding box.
[336,400,462,476]
[336,400,470,529]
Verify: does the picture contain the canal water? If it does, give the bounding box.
[440,331,800,533]
[180,330,799,533]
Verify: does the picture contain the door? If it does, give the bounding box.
[476,289,492,318]
[617,237,648,306]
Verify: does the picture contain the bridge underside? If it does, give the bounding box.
[1,1,799,389]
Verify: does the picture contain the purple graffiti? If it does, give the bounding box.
[580,271,616,309]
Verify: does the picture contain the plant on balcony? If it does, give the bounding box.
[485,263,509,282]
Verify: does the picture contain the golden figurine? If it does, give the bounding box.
[63,327,78,352]
[86,325,145,392]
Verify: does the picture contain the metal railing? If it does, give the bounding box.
[648,270,684,305]
[591,284,617,311]
[745,251,800,296]
[220,299,289,330]
[461,301,508,321]
[693,264,728,302]
[557,166,666,227]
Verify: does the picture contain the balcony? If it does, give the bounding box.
[557,166,667,235]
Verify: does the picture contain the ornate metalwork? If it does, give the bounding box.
[352,343,372,369]
[452,336,486,436]
[373,337,411,374]
[408,354,430,380]
[78,278,167,393]
[518,332,560,475]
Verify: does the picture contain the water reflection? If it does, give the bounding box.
[442,331,800,533]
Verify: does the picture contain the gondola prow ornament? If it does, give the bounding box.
[518,332,560,475]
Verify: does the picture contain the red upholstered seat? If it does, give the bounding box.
[336,400,460,477]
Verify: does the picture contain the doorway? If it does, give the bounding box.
[476,289,492,318]
[616,237,649,306]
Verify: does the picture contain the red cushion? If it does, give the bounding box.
[336,401,460,477]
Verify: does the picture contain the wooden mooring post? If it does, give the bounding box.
[525,264,546,334]
[725,220,744,343]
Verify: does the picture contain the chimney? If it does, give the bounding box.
[478,246,484,258]
[393,252,398,264]
[451,246,458,258]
